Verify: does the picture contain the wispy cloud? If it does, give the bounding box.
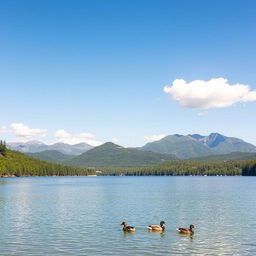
[144,134,166,142]
[111,137,119,144]
[54,129,102,146]
[11,123,47,138]
[197,111,208,116]
[164,78,256,109]
[0,126,8,134]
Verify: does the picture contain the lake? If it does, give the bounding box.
[0,176,256,255]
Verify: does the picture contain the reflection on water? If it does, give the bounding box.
[0,176,256,255]
[0,179,6,185]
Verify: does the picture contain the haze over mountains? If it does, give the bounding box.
[6,133,256,167]
[7,141,93,155]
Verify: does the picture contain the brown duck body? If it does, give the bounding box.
[148,221,165,231]
[121,222,136,232]
[148,225,165,231]
[123,225,135,232]
[177,225,195,235]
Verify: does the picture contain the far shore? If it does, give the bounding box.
[0,174,98,178]
[0,174,247,178]
[0,175,16,178]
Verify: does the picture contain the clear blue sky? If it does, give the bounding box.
[1,0,256,146]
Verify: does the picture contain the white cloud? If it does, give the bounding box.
[0,126,8,134]
[164,78,256,109]
[111,137,119,144]
[54,129,70,139]
[144,134,166,142]
[54,129,102,146]
[11,123,47,138]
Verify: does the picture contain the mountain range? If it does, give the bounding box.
[7,141,93,155]
[65,142,178,167]
[139,133,256,159]
[6,133,256,167]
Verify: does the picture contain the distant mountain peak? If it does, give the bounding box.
[205,133,226,148]
[26,140,46,145]
[173,134,183,137]
[7,140,93,155]
[140,132,256,159]
[50,142,66,146]
[189,134,204,139]
[209,132,225,138]
[100,142,123,148]
[74,142,91,146]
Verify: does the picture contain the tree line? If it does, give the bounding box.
[96,160,256,176]
[242,160,256,176]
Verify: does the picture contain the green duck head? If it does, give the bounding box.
[160,221,165,227]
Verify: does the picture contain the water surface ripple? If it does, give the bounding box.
[0,176,255,255]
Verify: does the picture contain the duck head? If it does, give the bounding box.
[190,224,195,232]
[160,221,166,227]
[120,222,127,226]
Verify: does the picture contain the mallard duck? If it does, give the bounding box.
[120,221,136,232]
[148,221,166,231]
[177,224,195,235]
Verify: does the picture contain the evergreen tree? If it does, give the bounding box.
[242,161,256,176]
[0,140,7,156]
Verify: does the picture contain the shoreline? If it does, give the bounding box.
[0,174,98,178]
[0,175,247,178]
[0,175,16,178]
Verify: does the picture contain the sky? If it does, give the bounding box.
[0,0,256,147]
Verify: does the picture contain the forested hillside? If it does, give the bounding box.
[189,152,256,161]
[27,150,74,163]
[66,142,178,167]
[0,148,95,177]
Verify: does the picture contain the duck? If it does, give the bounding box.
[147,221,166,231]
[177,224,195,235]
[120,221,136,232]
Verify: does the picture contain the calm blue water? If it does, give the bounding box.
[0,176,256,255]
